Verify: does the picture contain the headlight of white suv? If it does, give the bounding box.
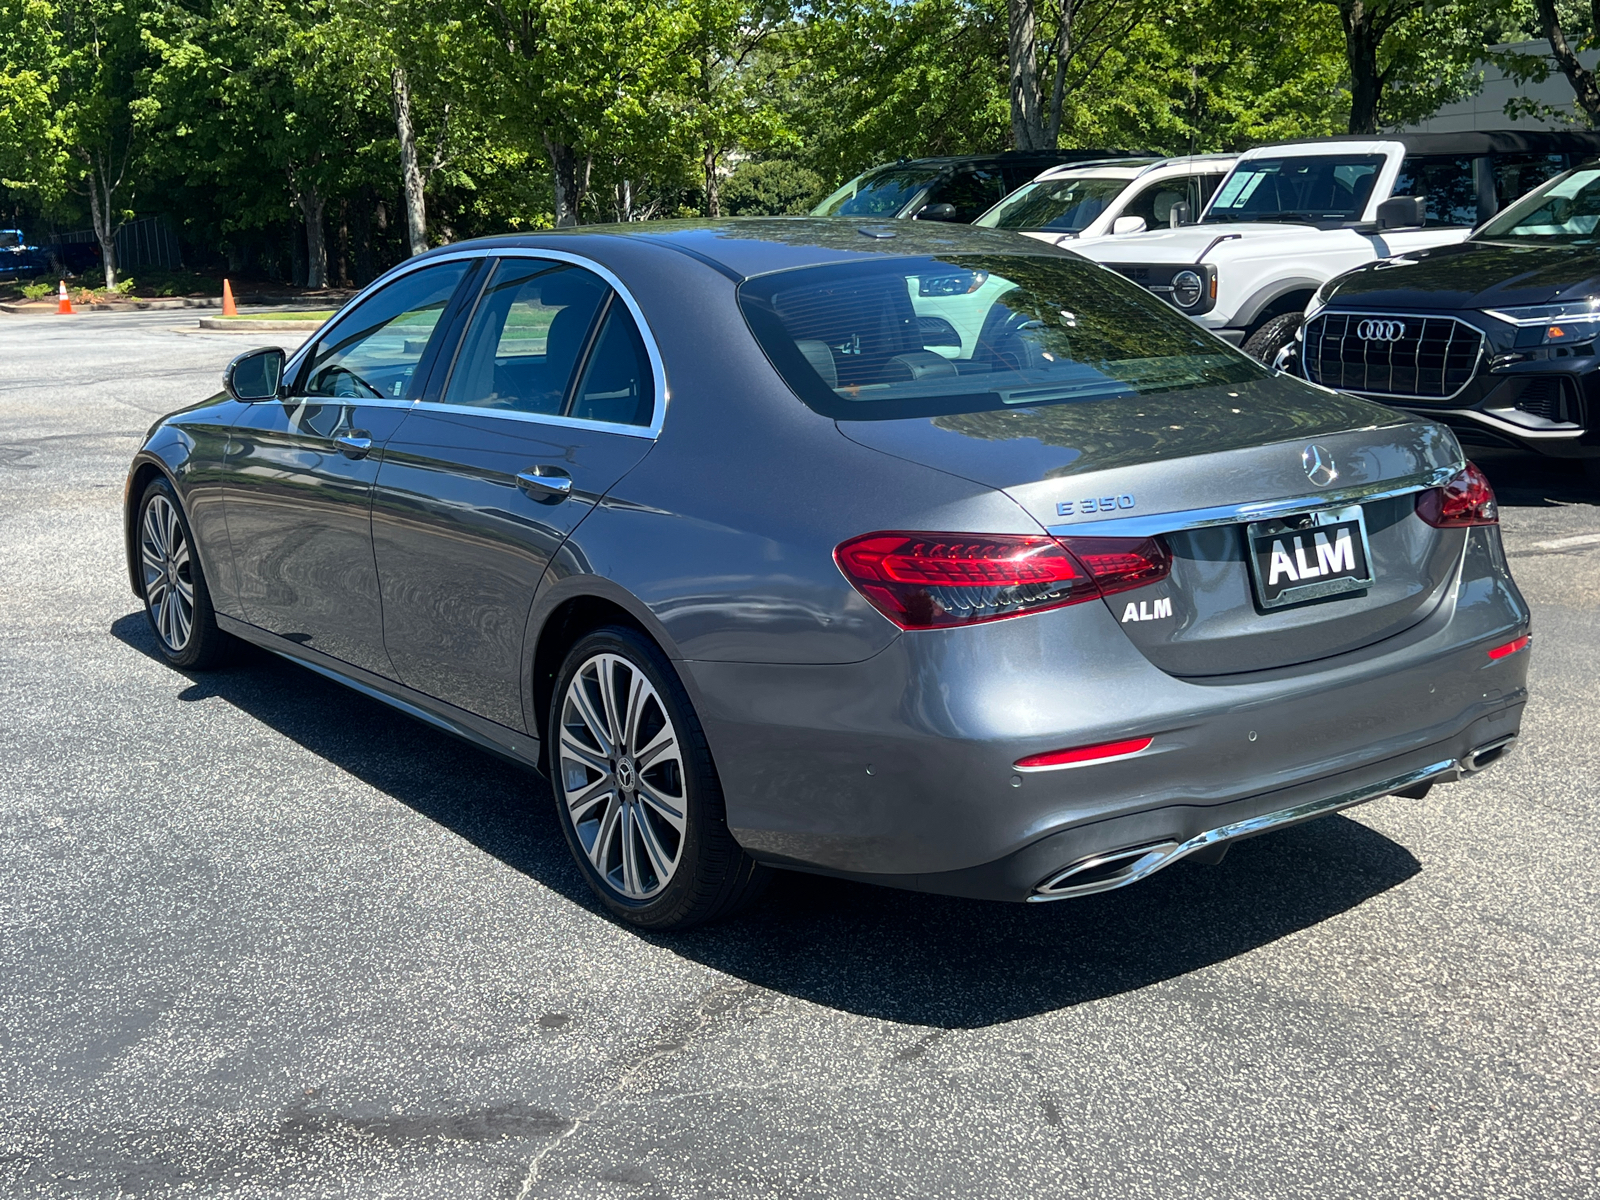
[1171,270,1204,309]
[1485,299,1600,344]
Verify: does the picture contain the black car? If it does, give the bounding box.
[811,152,1148,224]
[1287,160,1600,483]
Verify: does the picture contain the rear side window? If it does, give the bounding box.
[300,260,470,399]
[442,260,608,414]
[739,254,1265,421]
[1392,155,1479,227]
[569,306,654,426]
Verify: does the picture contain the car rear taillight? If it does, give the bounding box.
[1416,462,1498,528]
[1060,536,1173,596]
[834,532,1171,630]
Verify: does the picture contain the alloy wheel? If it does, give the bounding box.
[557,652,687,900]
[140,494,195,652]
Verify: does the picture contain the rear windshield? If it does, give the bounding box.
[1206,155,1384,225]
[0,231,19,248]
[974,177,1131,232]
[738,254,1265,421]
[812,167,943,218]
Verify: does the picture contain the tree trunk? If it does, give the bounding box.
[1007,0,1045,150]
[391,65,429,255]
[1336,1,1386,134]
[297,186,327,289]
[1535,0,1600,124]
[544,136,591,227]
[704,146,721,218]
[84,157,119,290]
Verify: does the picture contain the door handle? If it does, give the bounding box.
[334,432,373,459]
[516,466,573,502]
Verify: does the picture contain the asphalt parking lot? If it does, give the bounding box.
[2,308,1597,1200]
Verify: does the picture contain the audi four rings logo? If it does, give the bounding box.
[1357,318,1406,341]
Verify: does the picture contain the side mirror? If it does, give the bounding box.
[223,346,286,402]
[1168,202,1192,228]
[1111,215,1148,235]
[914,202,958,222]
[1377,196,1426,230]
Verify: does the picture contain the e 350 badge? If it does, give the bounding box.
[1057,494,1135,517]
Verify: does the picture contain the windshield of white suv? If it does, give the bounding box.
[739,254,1265,420]
[813,167,944,218]
[1477,165,1600,243]
[973,177,1134,233]
[1205,155,1385,225]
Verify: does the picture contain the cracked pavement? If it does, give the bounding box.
[1,310,1597,1198]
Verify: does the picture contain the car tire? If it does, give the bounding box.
[1243,312,1304,365]
[135,476,234,670]
[548,625,768,929]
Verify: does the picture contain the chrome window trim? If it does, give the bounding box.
[282,245,670,441]
[1045,463,1460,539]
[1301,309,1486,402]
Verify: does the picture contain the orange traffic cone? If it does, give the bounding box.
[56,280,73,314]
[222,278,237,318]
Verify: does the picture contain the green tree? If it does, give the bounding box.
[0,0,149,286]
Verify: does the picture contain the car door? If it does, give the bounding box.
[370,254,660,731]
[223,257,476,675]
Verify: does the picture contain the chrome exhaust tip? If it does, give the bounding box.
[1029,755,1461,902]
[1460,734,1516,775]
[1035,842,1181,898]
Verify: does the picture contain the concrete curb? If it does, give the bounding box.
[196,318,326,332]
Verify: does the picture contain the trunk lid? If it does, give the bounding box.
[836,375,1465,675]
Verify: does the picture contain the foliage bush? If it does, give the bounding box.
[722,160,828,216]
[20,281,52,300]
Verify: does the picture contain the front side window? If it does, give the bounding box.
[924,170,1006,222]
[975,177,1131,232]
[0,231,20,248]
[1477,166,1600,243]
[812,167,943,218]
[1492,152,1570,208]
[1119,174,1221,230]
[442,260,609,413]
[1206,155,1384,225]
[1391,155,1479,227]
[739,255,1265,421]
[300,260,471,399]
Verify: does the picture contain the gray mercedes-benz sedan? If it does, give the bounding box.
[125,219,1530,928]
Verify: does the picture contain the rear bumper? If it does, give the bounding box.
[684,527,1530,901]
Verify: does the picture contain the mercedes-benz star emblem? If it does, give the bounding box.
[1357,318,1406,341]
[1302,444,1338,487]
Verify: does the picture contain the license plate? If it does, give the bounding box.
[1246,504,1374,609]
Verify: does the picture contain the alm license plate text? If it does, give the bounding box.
[1247,504,1374,608]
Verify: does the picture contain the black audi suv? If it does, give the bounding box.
[1285,159,1600,483]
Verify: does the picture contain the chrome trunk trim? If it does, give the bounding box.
[1045,464,1458,539]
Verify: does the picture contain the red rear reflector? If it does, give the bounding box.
[1487,635,1529,660]
[1416,461,1498,528]
[835,531,1172,630]
[1014,737,1153,771]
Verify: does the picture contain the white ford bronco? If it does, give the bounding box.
[1069,132,1600,362]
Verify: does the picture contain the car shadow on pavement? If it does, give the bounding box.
[113,613,1421,1031]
